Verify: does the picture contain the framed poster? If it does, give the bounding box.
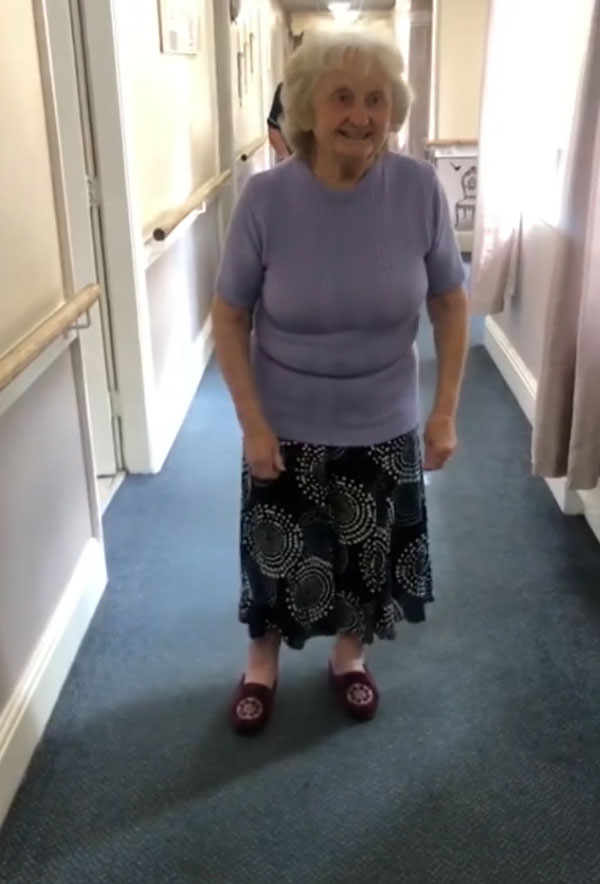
[158,0,201,55]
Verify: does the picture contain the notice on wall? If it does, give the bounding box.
[158,0,201,55]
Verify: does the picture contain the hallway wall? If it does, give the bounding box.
[432,0,489,139]
[289,9,395,35]
[111,0,284,472]
[480,0,600,534]
[0,0,106,827]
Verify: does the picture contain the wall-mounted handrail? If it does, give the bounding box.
[0,283,100,395]
[424,138,479,148]
[238,136,267,163]
[147,169,232,243]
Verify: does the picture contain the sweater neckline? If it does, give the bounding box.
[292,154,384,202]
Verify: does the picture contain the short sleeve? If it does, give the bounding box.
[215,178,264,310]
[425,171,466,297]
[267,83,283,129]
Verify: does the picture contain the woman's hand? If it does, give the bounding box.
[244,423,285,480]
[423,412,457,471]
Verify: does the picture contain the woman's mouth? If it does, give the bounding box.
[337,130,373,141]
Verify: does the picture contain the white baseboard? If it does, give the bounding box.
[97,471,126,513]
[149,314,214,473]
[484,317,589,519]
[0,537,108,830]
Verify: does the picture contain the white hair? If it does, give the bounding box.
[281,29,412,161]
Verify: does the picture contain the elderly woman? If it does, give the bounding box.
[213,29,469,735]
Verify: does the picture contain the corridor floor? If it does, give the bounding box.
[1,324,600,883]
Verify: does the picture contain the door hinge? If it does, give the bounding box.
[86,174,101,208]
[109,390,121,418]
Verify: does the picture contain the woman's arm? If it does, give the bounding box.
[424,286,469,469]
[268,126,291,160]
[427,286,469,418]
[212,296,284,478]
[212,297,263,432]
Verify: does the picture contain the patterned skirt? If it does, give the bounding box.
[239,430,433,649]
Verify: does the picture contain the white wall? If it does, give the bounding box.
[123,1,219,233]
[232,0,285,154]
[0,0,106,828]
[101,0,285,474]
[290,9,395,36]
[432,0,489,139]
[480,0,600,534]
[0,0,64,356]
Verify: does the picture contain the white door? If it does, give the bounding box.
[70,1,121,477]
[46,0,121,478]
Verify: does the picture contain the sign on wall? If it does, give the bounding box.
[158,0,201,55]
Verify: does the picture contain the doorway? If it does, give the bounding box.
[43,0,123,508]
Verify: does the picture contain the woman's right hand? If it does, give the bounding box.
[243,423,285,481]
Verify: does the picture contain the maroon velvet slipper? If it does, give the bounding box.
[328,663,379,722]
[230,677,277,736]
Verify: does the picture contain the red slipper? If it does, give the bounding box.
[328,663,379,722]
[230,677,277,736]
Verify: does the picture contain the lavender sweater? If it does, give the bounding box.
[216,152,465,447]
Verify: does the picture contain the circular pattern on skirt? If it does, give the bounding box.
[375,602,397,638]
[296,445,328,507]
[330,476,376,545]
[395,535,431,597]
[359,528,390,593]
[245,504,303,578]
[287,557,335,625]
[335,592,365,635]
[368,435,422,484]
[241,462,253,503]
[391,481,424,527]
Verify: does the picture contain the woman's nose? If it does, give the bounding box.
[347,104,370,126]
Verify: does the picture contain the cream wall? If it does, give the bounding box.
[106,0,284,472]
[433,0,489,139]
[0,0,105,826]
[119,0,219,232]
[290,10,395,36]
[232,0,285,153]
[0,0,64,356]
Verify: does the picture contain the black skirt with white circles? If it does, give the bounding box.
[239,430,433,649]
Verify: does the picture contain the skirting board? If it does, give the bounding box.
[484,317,600,541]
[149,314,215,473]
[0,537,108,830]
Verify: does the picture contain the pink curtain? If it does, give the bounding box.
[469,0,524,315]
[532,1,600,490]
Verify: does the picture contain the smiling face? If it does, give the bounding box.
[311,53,392,173]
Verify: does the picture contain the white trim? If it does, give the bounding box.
[484,317,586,517]
[484,318,537,423]
[0,537,108,830]
[579,488,600,544]
[149,315,215,472]
[39,0,119,478]
[80,0,157,473]
[0,331,75,420]
[97,471,126,513]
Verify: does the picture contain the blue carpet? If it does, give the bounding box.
[1,318,600,883]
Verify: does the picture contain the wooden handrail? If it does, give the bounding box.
[238,136,267,162]
[149,170,232,242]
[0,283,100,395]
[424,138,479,148]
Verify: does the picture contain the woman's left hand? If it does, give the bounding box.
[423,412,458,471]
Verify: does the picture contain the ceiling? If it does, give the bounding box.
[278,0,395,12]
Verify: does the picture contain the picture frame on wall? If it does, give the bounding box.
[158,0,201,55]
